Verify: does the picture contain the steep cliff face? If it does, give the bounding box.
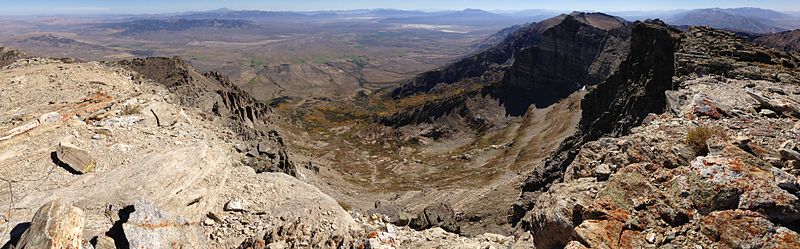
[516,20,679,221]
[510,20,679,248]
[578,20,679,139]
[382,12,632,127]
[389,18,541,99]
[488,14,631,115]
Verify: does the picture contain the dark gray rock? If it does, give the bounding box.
[409,202,460,233]
[367,202,402,225]
[780,148,800,161]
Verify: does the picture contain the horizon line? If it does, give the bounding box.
[1,6,797,17]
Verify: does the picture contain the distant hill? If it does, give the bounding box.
[720,7,793,20]
[668,8,785,34]
[754,29,800,52]
[381,8,531,26]
[471,24,524,51]
[100,19,253,36]
[22,34,107,50]
[176,9,313,20]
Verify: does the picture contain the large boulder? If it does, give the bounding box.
[367,202,403,225]
[409,202,460,233]
[737,187,800,224]
[520,178,601,249]
[15,200,84,249]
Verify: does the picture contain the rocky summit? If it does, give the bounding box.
[1,4,800,249]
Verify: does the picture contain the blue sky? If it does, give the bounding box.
[2,0,800,15]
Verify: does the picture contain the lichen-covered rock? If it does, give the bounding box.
[737,187,800,224]
[687,156,746,214]
[15,200,84,249]
[688,93,731,119]
[700,210,796,248]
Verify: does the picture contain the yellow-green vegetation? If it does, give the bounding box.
[371,83,483,118]
[281,102,371,132]
[685,125,727,156]
[249,56,265,68]
[276,82,483,133]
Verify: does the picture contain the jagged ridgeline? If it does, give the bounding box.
[386,12,631,119]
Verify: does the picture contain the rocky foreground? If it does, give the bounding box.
[0,54,513,248]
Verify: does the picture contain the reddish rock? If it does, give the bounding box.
[769,227,800,248]
[701,210,774,248]
[689,93,730,119]
[619,230,647,249]
[572,219,624,249]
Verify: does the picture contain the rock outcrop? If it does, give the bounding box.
[408,202,460,233]
[676,26,800,82]
[512,18,800,249]
[0,47,28,68]
[0,56,363,248]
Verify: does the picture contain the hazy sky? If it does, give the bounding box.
[3,0,800,15]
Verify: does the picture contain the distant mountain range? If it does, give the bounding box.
[666,8,796,34]
[88,7,800,35]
